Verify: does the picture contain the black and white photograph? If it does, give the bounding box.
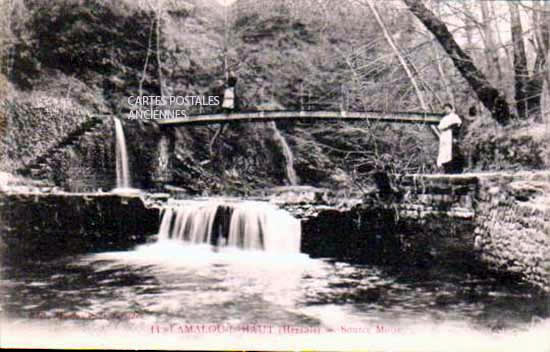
[0,0,549,350]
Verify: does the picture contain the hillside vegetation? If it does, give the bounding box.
[0,0,548,193]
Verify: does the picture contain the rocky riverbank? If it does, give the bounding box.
[274,172,550,293]
[1,171,549,293]
[473,171,550,293]
[0,189,160,260]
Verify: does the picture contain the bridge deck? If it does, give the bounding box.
[154,110,443,126]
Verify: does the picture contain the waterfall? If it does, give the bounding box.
[114,118,131,189]
[155,135,170,181]
[270,122,298,185]
[157,200,301,253]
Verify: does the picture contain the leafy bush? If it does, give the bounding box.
[465,114,549,171]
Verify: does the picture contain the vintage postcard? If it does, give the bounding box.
[1,0,549,350]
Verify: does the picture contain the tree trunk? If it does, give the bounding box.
[544,1,550,110]
[480,1,503,86]
[509,1,529,119]
[459,1,475,54]
[526,0,550,122]
[434,1,454,105]
[402,0,512,125]
[155,6,165,97]
[490,1,513,75]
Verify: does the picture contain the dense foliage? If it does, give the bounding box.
[0,0,548,193]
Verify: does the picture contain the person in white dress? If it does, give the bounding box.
[437,103,463,174]
[222,73,237,113]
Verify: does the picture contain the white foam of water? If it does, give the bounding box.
[158,200,301,253]
[110,187,142,195]
[43,241,550,352]
[156,135,170,179]
[94,241,311,271]
[270,121,298,185]
[227,201,301,252]
[114,118,131,189]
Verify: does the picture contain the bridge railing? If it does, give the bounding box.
[152,109,444,127]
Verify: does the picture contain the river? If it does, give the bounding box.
[1,234,549,350]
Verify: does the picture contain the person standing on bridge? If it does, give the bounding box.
[437,103,463,174]
[222,72,238,114]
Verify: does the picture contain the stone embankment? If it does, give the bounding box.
[0,189,160,259]
[16,115,105,179]
[398,174,477,219]
[399,171,550,293]
[276,172,550,293]
[473,172,550,293]
[1,171,548,292]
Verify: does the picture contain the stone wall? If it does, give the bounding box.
[0,191,160,260]
[278,174,549,291]
[1,170,549,293]
[301,206,403,264]
[474,172,550,293]
[398,171,550,293]
[397,174,477,219]
[299,203,477,270]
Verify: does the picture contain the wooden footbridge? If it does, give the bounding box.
[16,109,443,177]
[154,110,444,127]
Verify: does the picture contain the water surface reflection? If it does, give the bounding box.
[1,241,549,350]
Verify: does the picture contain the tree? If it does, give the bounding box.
[0,0,17,142]
[402,0,512,125]
[146,0,166,97]
[525,0,550,122]
[479,1,503,86]
[509,1,529,119]
[364,0,439,138]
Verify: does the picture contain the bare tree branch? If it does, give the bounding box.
[402,0,513,125]
[364,0,439,138]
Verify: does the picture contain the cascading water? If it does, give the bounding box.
[155,135,170,182]
[270,121,298,186]
[157,200,301,253]
[114,118,131,189]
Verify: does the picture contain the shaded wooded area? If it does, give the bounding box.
[0,0,549,192]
